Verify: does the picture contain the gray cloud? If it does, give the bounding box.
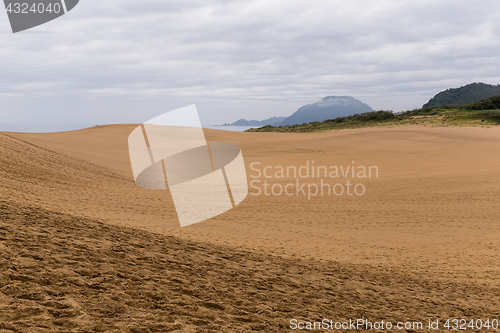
[1,0,499,126]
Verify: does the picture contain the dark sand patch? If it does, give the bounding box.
[1,201,500,332]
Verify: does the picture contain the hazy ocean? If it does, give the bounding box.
[204,125,255,132]
[0,123,255,133]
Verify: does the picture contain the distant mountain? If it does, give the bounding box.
[278,96,373,126]
[423,82,500,108]
[225,116,286,127]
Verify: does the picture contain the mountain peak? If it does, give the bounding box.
[317,96,359,107]
[279,96,373,126]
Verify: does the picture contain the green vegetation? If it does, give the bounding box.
[246,95,500,133]
[423,82,500,108]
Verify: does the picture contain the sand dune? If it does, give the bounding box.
[1,125,500,331]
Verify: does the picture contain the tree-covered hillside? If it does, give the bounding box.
[247,95,500,133]
[423,82,500,108]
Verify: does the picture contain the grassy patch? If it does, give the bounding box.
[246,96,500,133]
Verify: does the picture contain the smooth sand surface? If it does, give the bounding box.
[1,125,500,331]
[3,125,500,279]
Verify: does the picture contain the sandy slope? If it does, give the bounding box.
[2,200,500,332]
[1,125,500,331]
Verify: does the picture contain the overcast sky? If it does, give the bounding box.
[1,0,500,127]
